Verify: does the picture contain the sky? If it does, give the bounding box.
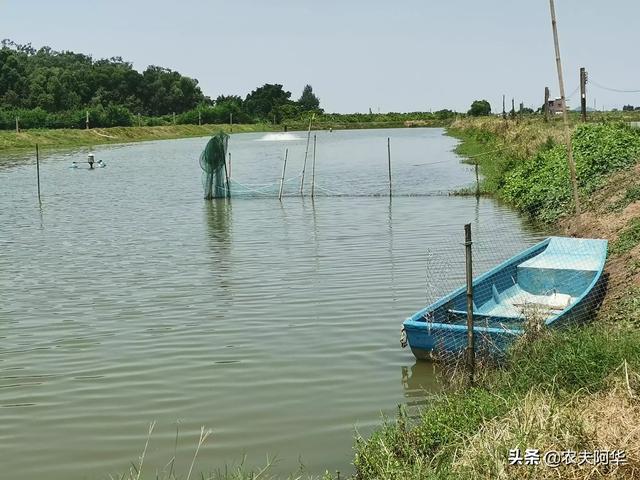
[2,0,639,113]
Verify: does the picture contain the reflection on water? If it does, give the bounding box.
[0,128,546,479]
[205,198,233,246]
[401,362,442,409]
[204,198,233,306]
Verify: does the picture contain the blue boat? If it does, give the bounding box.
[402,237,608,360]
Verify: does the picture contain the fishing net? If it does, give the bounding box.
[200,132,229,199]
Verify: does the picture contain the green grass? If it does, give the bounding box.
[622,184,640,205]
[0,123,278,152]
[0,119,450,154]
[353,320,640,479]
[611,219,640,255]
[449,119,640,223]
[450,127,520,194]
[354,116,640,479]
[611,185,640,212]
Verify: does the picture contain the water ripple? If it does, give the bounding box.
[0,129,545,479]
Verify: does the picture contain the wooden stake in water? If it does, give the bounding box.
[311,135,317,198]
[36,144,41,204]
[387,137,392,196]
[223,157,231,199]
[464,223,474,386]
[549,0,581,217]
[278,148,289,201]
[475,161,480,197]
[299,113,315,195]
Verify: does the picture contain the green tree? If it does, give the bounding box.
[215,95,242,106]
[297,84,320,111]
[434,109,456,119]
[0,40,206,116]
[244,83,292,122]
[468,99,491,116]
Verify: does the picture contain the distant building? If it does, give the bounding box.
[547,97,566,114]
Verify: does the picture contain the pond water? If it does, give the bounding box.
[0,128,544,479]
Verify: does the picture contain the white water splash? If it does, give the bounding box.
[257,132,302,142]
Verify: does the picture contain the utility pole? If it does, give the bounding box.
[502,94,506,120]
[544,87,550,122]
[511,98,515,118]
[85,111,90,130]
[549,0,581,217]
[15,116,19,133]
[580,67,588,122]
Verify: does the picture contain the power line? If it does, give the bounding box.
[589,79,640,94]
[565,85,579,100]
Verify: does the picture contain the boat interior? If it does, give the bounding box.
[439,237,605,328]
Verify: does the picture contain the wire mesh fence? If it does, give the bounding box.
[403,224,609,376]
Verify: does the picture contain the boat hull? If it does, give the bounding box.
[402,237,608,360]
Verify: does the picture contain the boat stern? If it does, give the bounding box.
[402,317,438,359]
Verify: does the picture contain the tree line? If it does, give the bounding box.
[0,40,328,129]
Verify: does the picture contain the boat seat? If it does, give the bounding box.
[517,237,605,296]
[519,253,600,272]
[447,309,522,320]
[519,237,603,272]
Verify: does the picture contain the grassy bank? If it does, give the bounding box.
[0,119,450,153]
[448,117,640,223]
[353,117,640,479]
[0,123,278,152]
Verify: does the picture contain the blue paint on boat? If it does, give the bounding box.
[402,237,608,360]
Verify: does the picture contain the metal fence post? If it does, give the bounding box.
[464,223,475,385]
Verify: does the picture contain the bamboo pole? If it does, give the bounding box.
[475,161,480,197]
[36,144,41,204]
[464,223,474,386]
[549,0,581,217]
[223,158,231,199]
[299,113,315,195]
[311,135,317,198]
[387,137,392,196]
[278,148,289,201]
